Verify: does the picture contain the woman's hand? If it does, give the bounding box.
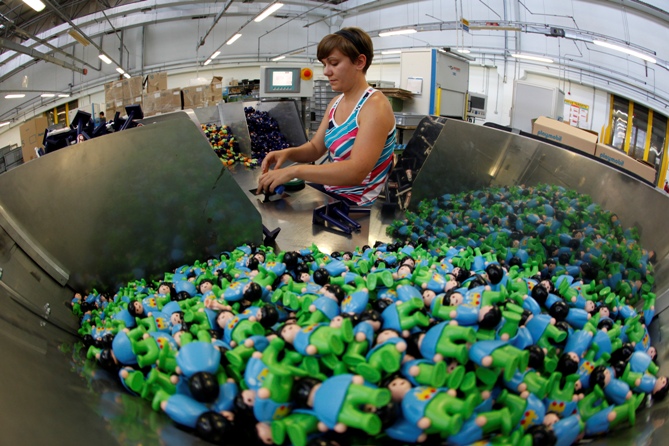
[260,149,292,174]
[257,164,297,194]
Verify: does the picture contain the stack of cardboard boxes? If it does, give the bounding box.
[532,116,657,183]
[103,73,224,117]
[19,116,49,163]
[104,76,144,118]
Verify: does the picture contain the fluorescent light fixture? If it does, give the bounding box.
[116,67,125,74]
[379,28,417,37]
[211,51,221,59]
[203,59,212,66]
[254,2,284,22]
[58,94,70,98]
[511,53,554,63]
[22,0,45,12]
[593,40,656,64]
[123,73,131,79]
[271,55,286,61]
[457,49,471,54]
[41,93,56,98]
[226,33,242,45]
[98,54,112,64]
[0,122,11,128]
[5,94,26,99]
[381,50,402,55]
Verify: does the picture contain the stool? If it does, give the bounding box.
[312,200,370,235]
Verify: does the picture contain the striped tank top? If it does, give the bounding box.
[324,86,396,207]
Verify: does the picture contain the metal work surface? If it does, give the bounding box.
[0,114,262,293]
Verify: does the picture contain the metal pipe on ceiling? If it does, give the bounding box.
[0,36,85,74]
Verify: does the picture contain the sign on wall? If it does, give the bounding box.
[565,99,590,128]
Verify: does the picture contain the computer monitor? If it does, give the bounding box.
[264,67,301,94]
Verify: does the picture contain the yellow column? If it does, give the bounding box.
[607,94,614,145]
[658,125,669,188]
[623,101,634,154]
[65,102,70,127]
[643,110,653,161]
[435,88,441,116]
[53,107,58,125]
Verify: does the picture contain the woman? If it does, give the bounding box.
[256,27,396,207]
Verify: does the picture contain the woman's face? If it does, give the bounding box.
[321,48,363,92]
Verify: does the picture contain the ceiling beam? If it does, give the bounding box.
[0,36,85,73]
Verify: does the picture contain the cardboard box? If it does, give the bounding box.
[122,76,144,100]
[182,85,211,109]
[142,88,182,116]
[595,143,657,183]
[532,116,598,155]
[19,116,49,163]
[146,72,168,93]
[210,76,223,103]
[105,101,116,118]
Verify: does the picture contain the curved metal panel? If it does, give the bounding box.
[0,115,262,292]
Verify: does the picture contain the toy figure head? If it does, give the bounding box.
[610,343,635,364]
[321,283,345,303]
[485,264,504,285]
[531,285,548,307]
[444,289,464,306]
[548,301,569,322]
[371,297,393,313]
[292,377,321,408]
[405,333,423,359]
[597,318,614,332]
[589,365,611,388]
[376,329,401,345]
[653,376,669,401]
[279,323,300,345]
[542,411,561,428]
[216,310,235,329]
[556,352,580,376]
[383,374,412,402]
[295,264,310,282]
[157,282,175,298]
[422,289,437,307]
[195,411,235,445]
[128,300,145,318]
[648,346,658,361]
[259,304,279,328]
[519,309,533,327]
[363,399,399,430]
[508,257,523,269]
[190,371,220,403]
[466,274,488,289]
[283,251,300,270]
[242,282,262,302]
[525,424,557,446]
[396,264,414,279]
[97,348,120,373]
[580,262,598,281]
[526,345,545,371]
[451,267,471,283]
[312,268,331,286]
[175,291,192,302]
[360,309,382,328]
[584,300,596,314]
[610,360,626,378]
[199,279,215,295]
[478,305,502,330]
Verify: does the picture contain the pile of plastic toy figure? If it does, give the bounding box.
[73,183,665,446]
[201,124,257,167]
[244,107,290,163]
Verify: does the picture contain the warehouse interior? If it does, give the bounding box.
[1,1,669,445]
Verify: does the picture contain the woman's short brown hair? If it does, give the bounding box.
[317,27,374,73]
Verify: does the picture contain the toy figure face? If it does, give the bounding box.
[256,422,273,445]
[585,301,596,313]
[445,279,459,292]
[648,346,657,360]
[387,377,412,402]
[299,272,311,283]
[132,301,144,315]
[376,330,399,345]
[447,361,458,374]
[254,252,266,263]
[599,307,610,319]
[402,258,415,269]
[216,311,234,329]
[320,287,338,302]
[654,376,667,394]
[449,293,464,306]
[242,389,255,406]
[158,284,171,295]
[280,323,300,344]
[200,281,213,294]
[540,280,552,293]
[330,315,344,328]
[543,412,560,428]
[396,265,412,278]
[422,290,436,307]
[603,368,611,386]
[170,312,183,326]
[567,352,580,364]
